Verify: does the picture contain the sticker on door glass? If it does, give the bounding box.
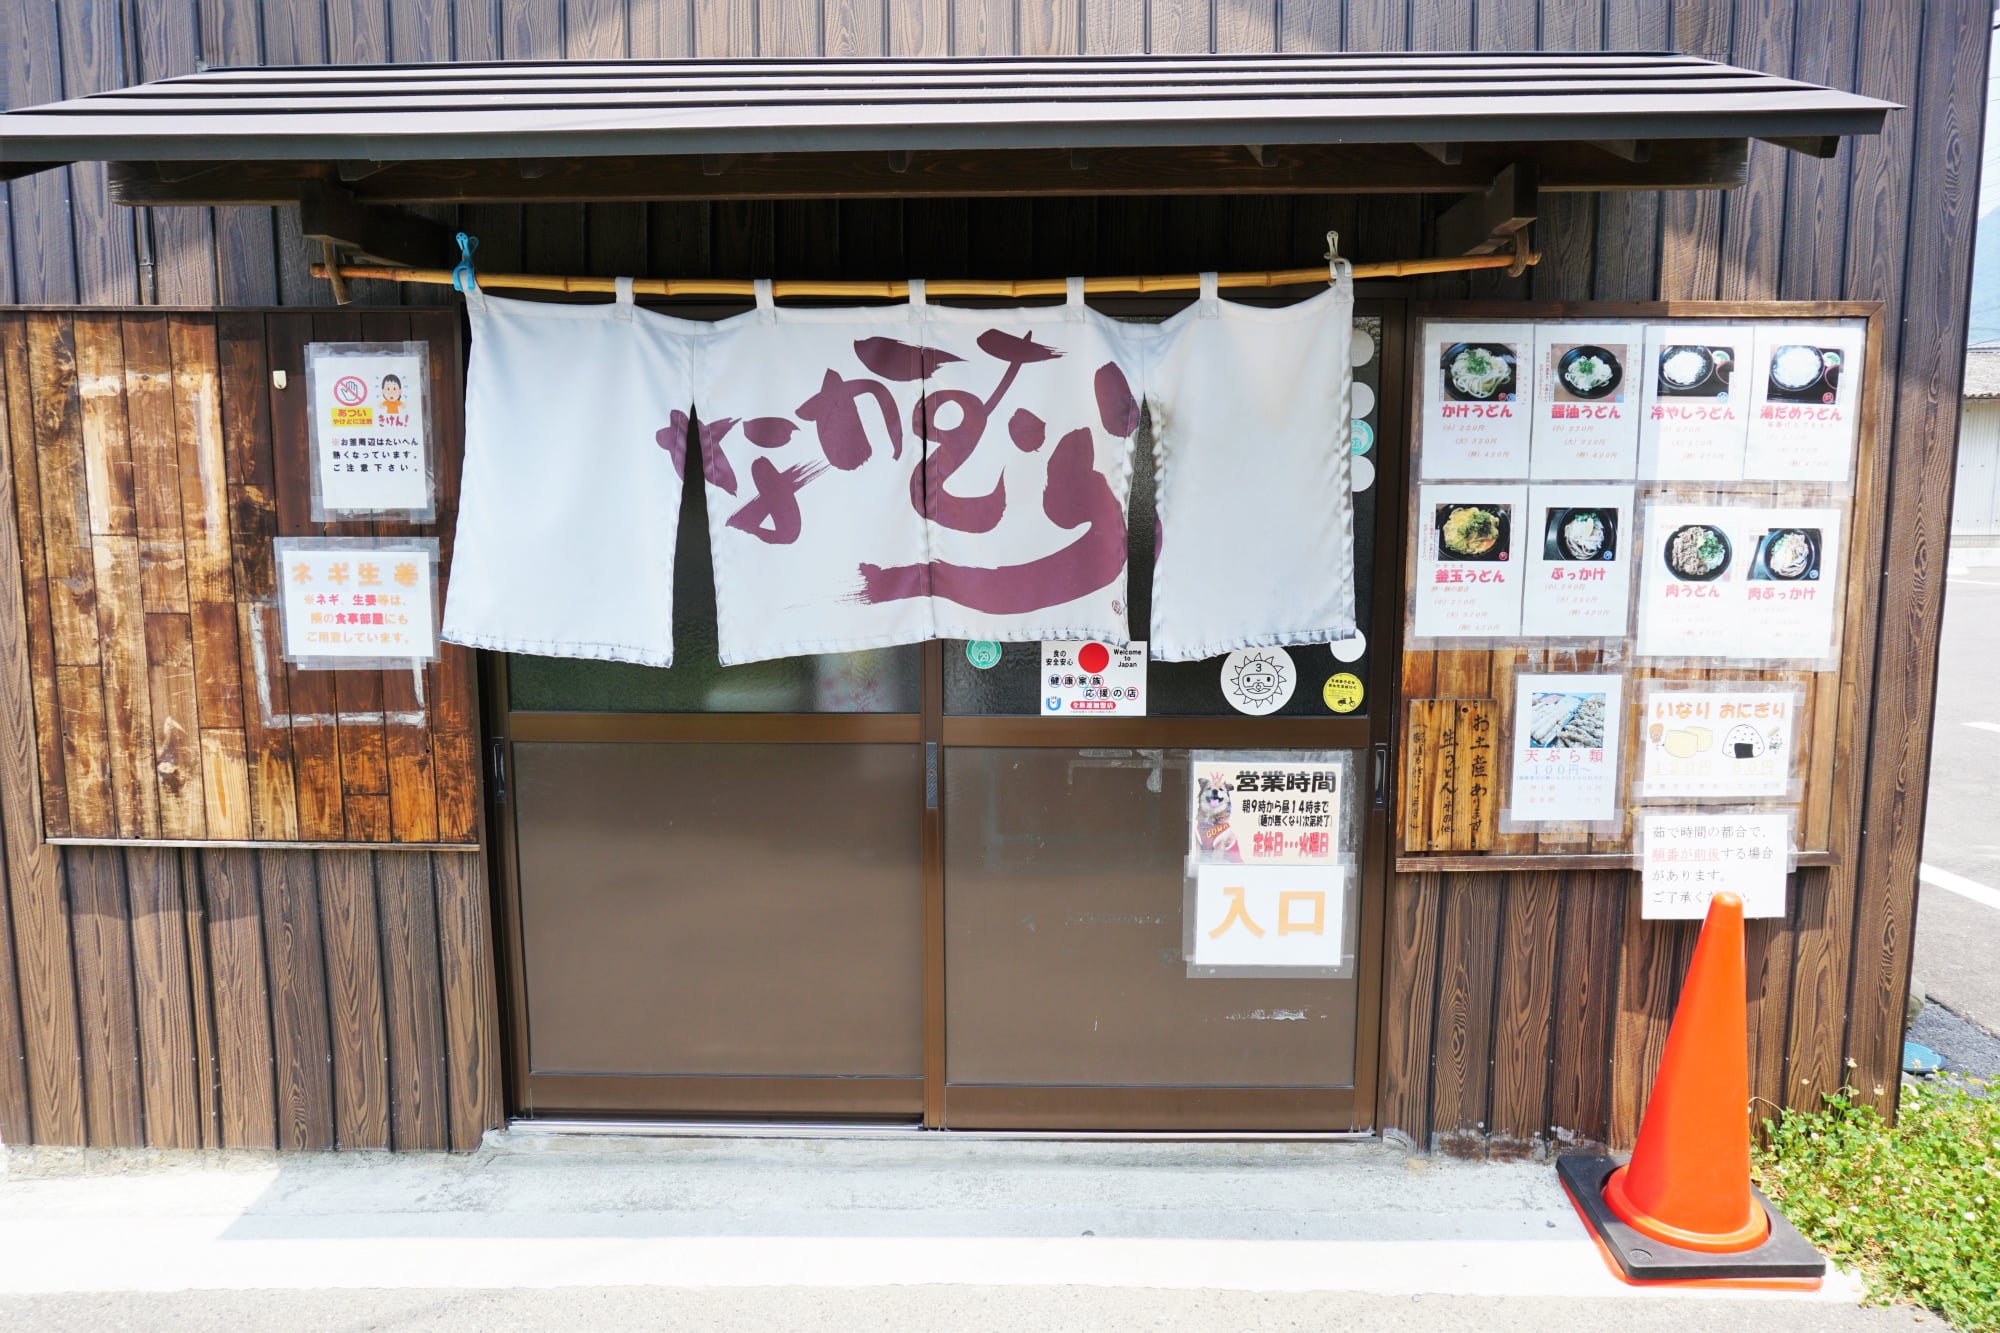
[1220,647,1295,715]
[1041,640,1145,715]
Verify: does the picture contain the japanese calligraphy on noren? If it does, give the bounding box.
[275,538,439,666]
[306,342,433,520]
[1640,812,1791,919]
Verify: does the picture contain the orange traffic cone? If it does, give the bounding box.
[1556,892,1826,1286]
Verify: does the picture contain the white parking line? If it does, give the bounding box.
[1963,722,2000,735]
[1920,862,2000,911]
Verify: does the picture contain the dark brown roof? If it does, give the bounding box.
[0,52,1896,167]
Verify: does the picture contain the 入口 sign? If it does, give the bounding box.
[1190,863,1348,971]
[307,342,433,520]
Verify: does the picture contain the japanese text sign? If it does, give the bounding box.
[1641,812,1790,919]
[1042,639,1146,715]
[1743,323,1865,485]
[1189,758,1343,866]
[1637,324,1752,481]
[1413,484,1527,639]
[1639,688,1797,799]
[1520,484,1635,638]
[276,538,438,666]
[1634,504,1843,663]
[1509,672,1623,824]
[306,342,433,520]
[1530,322,1644,480]
[1421,321,1535,479]
[1190,863,1348,971]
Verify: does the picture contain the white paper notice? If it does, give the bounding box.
[1509,673,1623,823]
[1421,322,1534,478]
[1637,324,1751,481]
[1413,484,1527,639]
[1530,323,1644,479]
[1634,504,1842,662]
[275,540,438,664]
[1520,484,1635,638]
[1744,324,1865,484]
[1641,812,1790,919]
[1639,689,1796,799]
[1188,758,1342,865]
[1041,640,1146,716]
[307,344,431,518]
[1191,863,1348,969]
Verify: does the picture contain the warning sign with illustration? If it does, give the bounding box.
[306,342,434,521]
[1638,687,1798,799]
[1040,640,1146,716]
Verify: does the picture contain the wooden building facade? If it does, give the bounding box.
[0,0,1982,1153]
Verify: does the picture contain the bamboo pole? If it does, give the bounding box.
[309,249,1538,300]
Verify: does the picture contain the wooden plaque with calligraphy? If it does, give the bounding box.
[1401,698,1497,853]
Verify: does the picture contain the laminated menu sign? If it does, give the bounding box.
[1634,504,1842,661]
[1531,323,1644,479]
[1744,324,1865,484]
[1520,484,1635,638]
[1509,673,1623,823]
[1640,689,1796,799]
[274,538,438,665]
[1421,322,1534,478]
[1413,484,1527,639]
[1189,757,1342,865]
[1641,812,1789,919]
[1041,640,1147,716]
[1637,324,1751,480]
[306,342,432,520]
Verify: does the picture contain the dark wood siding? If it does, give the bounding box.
[0,0,1981,1150]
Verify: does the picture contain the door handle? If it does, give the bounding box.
[1372,742,1389,809]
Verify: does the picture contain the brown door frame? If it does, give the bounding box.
[481,297,1407,1133]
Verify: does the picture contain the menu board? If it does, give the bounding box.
[1421,322,1534,478]
[1520,484,1635,638]
[1637,324,1751,481]
[1638,688,1797,799]
[1508,673,1623,823]
[1530,323,1644,479]
[1744,324,1865,484]
[1633,504,1843,661]
[1640,812,1790,919]
[1413,484,1528,638]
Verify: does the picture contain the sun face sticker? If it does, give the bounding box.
[1221,648,1296,716]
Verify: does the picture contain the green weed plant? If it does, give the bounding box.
[1757,1080,1998,1331]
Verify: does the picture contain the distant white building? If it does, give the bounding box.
[1957,347,2000,551]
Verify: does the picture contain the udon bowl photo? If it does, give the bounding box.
[1657,344,1734,398]
[1440,343,1517,401]
[1767,344,1843,403]
[1553,344,1625,401]
[1751,528,1821,581]
[1664,523,1732,581]
[1435,503,1512,561]
[1543,507,1618,562]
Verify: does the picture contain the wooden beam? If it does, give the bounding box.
[107,140,1745,207]
[1434,162,1540,257]
[1587,140,1651,162]
[1417,142,1464,165]
[1758,134,1841,158]
[295,181,451,269]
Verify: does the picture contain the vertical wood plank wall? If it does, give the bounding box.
[0,0,1982,1150]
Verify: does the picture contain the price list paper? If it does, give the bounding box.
[1413,484,1528,639]
[1420,323,1534,479]
[1640,812,1790,919]
[1639,689,1797,799]
[1634,504,1842,662]
[1530,323,1644,479]
[1637,324,1752,481]
[1520,484,1635,638]
[1508,673,1623,823]
[1743,323,1865,485]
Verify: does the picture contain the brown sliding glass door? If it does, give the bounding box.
[488,299,1400,1131]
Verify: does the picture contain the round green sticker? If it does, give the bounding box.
[1349,419,1375,456]
[965,640,1003,670]
[1323,672,1365,714]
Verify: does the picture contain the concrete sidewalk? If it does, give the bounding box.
[0,1132,1932,1331]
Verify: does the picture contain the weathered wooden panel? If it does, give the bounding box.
[6,311,476,848]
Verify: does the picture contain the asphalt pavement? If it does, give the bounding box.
[1913,568,2000,1064]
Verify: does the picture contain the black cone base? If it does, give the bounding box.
[1557,1154,1827,1284]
